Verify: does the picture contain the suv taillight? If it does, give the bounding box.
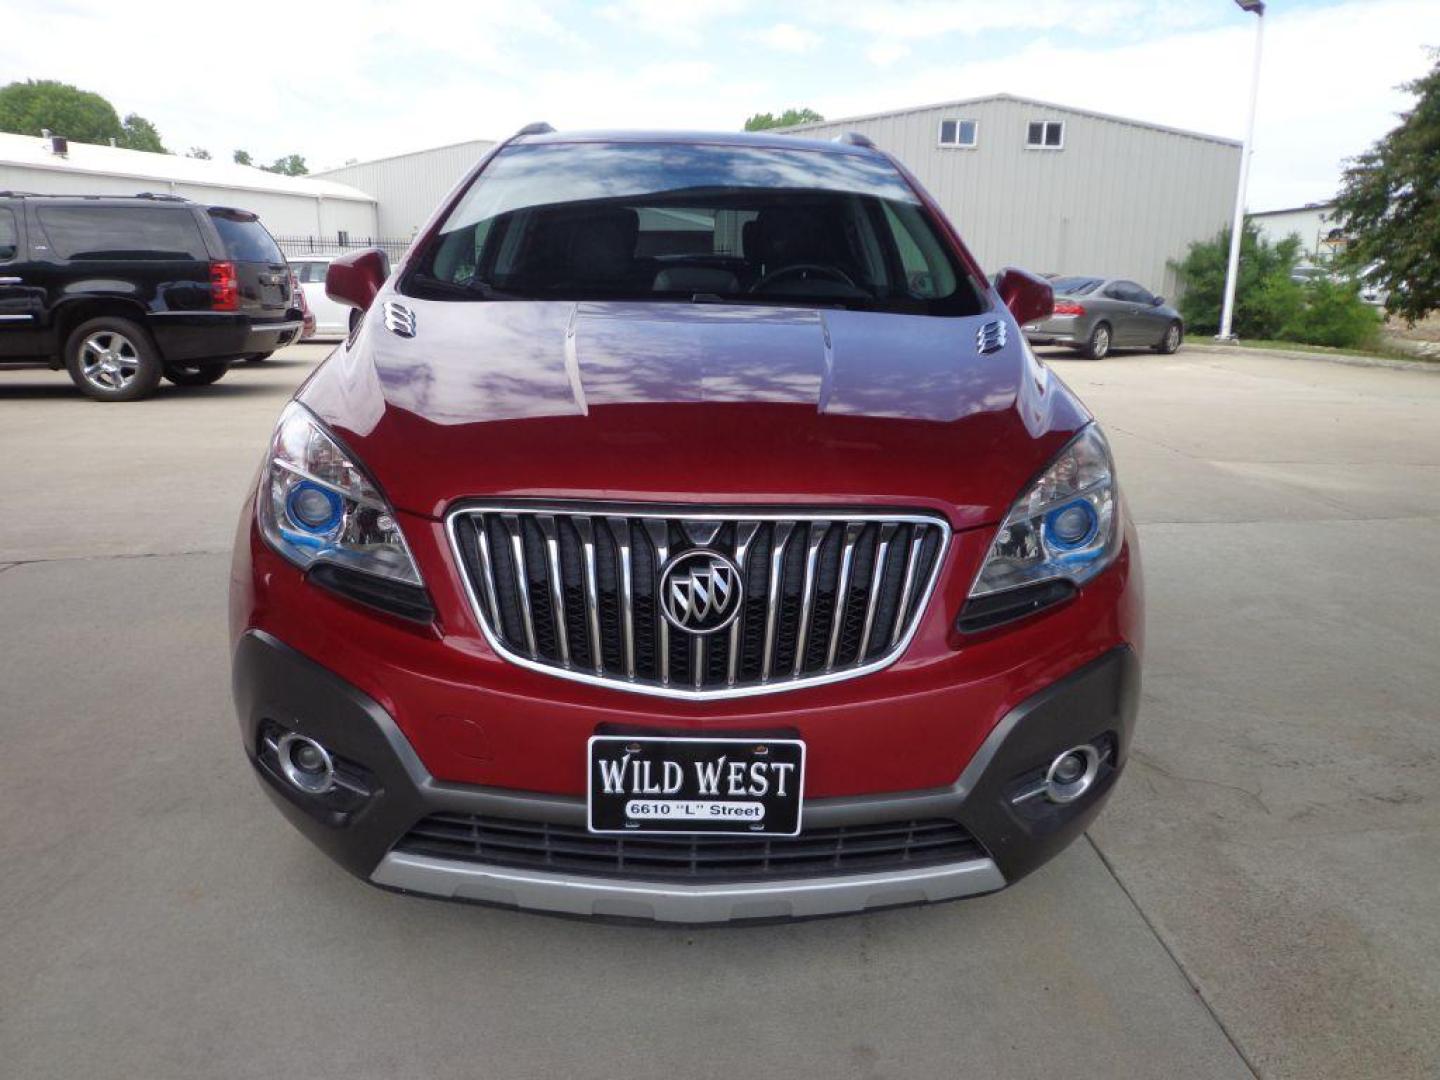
[210,261,239,311]
[1053,300,1086,317]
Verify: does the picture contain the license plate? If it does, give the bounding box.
[587,736,805,836]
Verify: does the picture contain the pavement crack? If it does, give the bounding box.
[1130,750,1271,814]
[0,548,228,570]
[1085,833,1263,1080]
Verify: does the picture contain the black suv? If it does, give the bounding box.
[0,193,302,401]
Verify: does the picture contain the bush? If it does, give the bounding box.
[1281,278,1383,349]
[1173,222,1306,338]
[1173,223,1381,350]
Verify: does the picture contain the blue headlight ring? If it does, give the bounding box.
[1043,498,1100,550]
[285,480,345,535]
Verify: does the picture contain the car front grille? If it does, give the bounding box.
[447,506,949,698]
[395,813,986,883]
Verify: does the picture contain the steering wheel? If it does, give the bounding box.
[750,263,856,292]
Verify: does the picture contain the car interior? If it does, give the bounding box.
[413,190,985,317]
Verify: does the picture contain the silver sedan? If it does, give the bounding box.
[1022,275,1184,359]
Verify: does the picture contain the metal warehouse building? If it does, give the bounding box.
[314,138,495,241]
[0,131,377,240]
[784,94,1242,297]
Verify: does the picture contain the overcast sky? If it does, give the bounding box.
[3,0,1434,209]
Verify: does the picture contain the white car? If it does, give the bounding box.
[288,255,356,338]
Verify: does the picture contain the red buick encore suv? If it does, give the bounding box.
[230,125,1142,923]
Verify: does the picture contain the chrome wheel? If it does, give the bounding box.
[1091,325,1110,359]
[1164,324,1180,351]
[79,331,141,392]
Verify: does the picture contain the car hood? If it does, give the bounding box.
[299,297,1090,527]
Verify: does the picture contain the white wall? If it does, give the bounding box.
[0,163,377,238]
[316,139,495,239]
[789,96,1241,298]
[1250,205,1338,262]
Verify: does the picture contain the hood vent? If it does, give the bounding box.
[382,301,416,338]
[976,320,1007,355]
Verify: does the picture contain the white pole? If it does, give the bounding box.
[1217,9,1265,341]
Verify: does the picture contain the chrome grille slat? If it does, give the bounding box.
[501,514,538,658]
[449,506,948,700]
[891,525,928,648]
[826,522,865,671]
[537,514,571,667]
[728,521,760,686]
[574,516,604,674]
[643,519,671,686]
[607,516,636,679]
[792,521,831,677]
[473,520,503,630]
[762,522,797,682]
[859,522,899,660]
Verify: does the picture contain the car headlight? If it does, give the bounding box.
[258,403,429,613]
[962,424,1121,627]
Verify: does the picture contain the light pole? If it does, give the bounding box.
[1217,0,1265,342]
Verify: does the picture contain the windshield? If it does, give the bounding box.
[406,141,984,316]
[1050,276,1103,295]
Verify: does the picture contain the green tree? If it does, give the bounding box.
[1332,52,1440,323]
[186,147,211,160]
[118,112,166,153]
[262,154,308,176]
[0,78,122,143]
[233,149,253,166]
[743,107,824,131]
[1172,222,1304,338]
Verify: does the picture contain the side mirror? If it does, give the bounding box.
[1152,295,1166,306]
[995,266,1054,326]
[325,248,391,312]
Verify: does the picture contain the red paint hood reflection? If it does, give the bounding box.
[299,298,1089,525]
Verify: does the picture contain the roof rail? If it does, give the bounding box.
[515,122,556,137]
[133,192,188,201]
[834,131,876,149]
[0,190,38,198]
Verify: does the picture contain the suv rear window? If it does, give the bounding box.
[0,207,16,261]
[209,211,284,263]
[408,141,984,317]
[36,205,208,261]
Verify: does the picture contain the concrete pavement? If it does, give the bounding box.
[2,342,1436,1077]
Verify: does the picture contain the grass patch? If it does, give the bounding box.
[1229,339,1438,364]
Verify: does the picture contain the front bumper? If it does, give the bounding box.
[233,630,1139,923]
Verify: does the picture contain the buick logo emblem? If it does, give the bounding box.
[660,550,743,635]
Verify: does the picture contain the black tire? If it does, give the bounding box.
[1083,322,1112,360]
[64,316,164,402]
[1153,321,1183,354]
[163,360,232,387]
[244,351,274,363]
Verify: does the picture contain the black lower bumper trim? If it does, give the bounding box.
[232,631,1137,895]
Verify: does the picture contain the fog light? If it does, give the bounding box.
[277,732,335,794]
[1045,744,1100,804]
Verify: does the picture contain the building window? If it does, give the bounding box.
[1026,120,1065,149]
[938,118,978,148]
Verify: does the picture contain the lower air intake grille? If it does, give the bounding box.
[396,814,987,884]
[448,506,948,699]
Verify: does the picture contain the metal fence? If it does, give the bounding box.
[272,235,413,262]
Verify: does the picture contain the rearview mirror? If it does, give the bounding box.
[1152,295,1165,306]
[325,248,391,312]
[995,267,1054,326]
